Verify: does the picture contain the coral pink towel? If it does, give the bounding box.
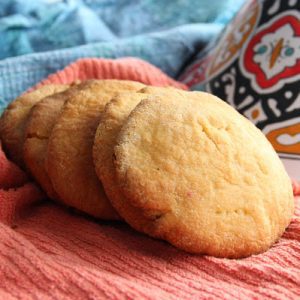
[0,58,299,300]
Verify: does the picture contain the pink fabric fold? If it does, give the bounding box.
[31,57,187,91]
[0,57,299,299]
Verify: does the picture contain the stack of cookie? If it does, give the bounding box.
[0,80,294,258]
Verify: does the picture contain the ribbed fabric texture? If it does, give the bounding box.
[31,57,187,91]
[0,58,299,299]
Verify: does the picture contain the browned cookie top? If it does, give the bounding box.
[114,91,294,258]
[46,80,144,219]
[0,84,68,167]
[23,84,81,199]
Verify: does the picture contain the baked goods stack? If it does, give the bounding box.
[0,80,294,258]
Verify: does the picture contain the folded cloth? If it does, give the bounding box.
[31,57,187,90]
[0,58,300,299]
[0,0,246,109]
[0,24,221,111]
[0,0,245,59]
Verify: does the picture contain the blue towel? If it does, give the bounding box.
[0,0,245,111]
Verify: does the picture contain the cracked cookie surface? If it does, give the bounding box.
[47,80,144,219]
[114,91,294,258]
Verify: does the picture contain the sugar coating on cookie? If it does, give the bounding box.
[0,84,68,167]
[93,92,157,233]
[23,84,81,199]
[114,92,294,258]
[93,89,188,235]
[47,80,144,219]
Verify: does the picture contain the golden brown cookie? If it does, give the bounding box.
[93,88,187,234]
[46,80,144,219]
[139,85,187,97]
[0,84,68,167]
[114,91,294,258]
[93,92,154,232]
[23,84,81,199]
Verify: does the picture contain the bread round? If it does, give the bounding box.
[114,91,294,258]
[23,84,81,199]
[0,84,68,167]
[46,80,144,219]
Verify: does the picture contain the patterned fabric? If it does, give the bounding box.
[180,0,300,179]
[0,57,299,299]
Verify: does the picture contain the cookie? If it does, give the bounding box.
[139,85,187,97]
[93,88,186,234]
[23,84,81,199]
[0,84,68,167]
[93,92,155,232]
[46,80,145,219]
[114,91,294,258]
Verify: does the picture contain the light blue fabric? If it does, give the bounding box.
[0,0,245,112]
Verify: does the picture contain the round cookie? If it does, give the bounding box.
[23,84,81,199]
[93,89,186,234]
[46,80,145,219]
[114,92,294,258]
[0,84,68,167]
